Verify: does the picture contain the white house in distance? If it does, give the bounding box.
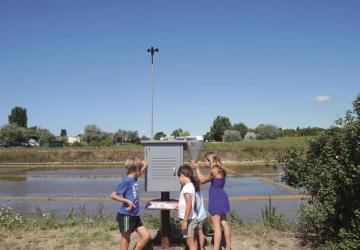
[68,135,81,144]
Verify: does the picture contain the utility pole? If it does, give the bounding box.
[147,46,159,140]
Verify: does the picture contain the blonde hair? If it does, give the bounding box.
[204,152,226,178]
[125,156,142,174]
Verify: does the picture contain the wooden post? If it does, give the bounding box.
[161,192,170,249]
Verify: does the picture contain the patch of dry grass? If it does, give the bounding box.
[0,226,310,250]
[0,137,310,163]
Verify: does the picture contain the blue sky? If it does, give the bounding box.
[0,0,359,137]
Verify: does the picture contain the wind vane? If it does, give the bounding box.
[147,46,159,139]
[147,46,159,64]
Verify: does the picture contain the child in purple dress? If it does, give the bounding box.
[192,152,231,250]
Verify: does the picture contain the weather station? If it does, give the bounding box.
[142,46,204,249]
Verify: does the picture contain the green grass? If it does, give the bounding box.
[0,145,143,163]
[204,136,311,161]
[0,137,311,163]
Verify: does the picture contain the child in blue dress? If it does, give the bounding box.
[110,156,151,250]
[192,152,231,250]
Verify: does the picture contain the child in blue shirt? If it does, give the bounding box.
[110,156,150,250]
[194,179,208,250]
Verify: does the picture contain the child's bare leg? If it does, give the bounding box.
[120,232,131,250]
[211,214,222,250]
[194,230,199,250]
[221,215,231,250]
[134,226,151,250]
[186,236,197,250]
[198,227,205,250]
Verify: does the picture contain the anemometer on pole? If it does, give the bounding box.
[147,46,159,140]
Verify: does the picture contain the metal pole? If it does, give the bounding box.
[147,47,158,140]
[151,62,154,140]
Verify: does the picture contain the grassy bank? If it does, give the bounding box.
[0,137,310,163]
[0,206,309,250]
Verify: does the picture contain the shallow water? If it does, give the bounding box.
[24,167,127,176]
[0,166,301,221]
[0,176,293,198]
[228,165,283,175]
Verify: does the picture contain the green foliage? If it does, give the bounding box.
[112,129,127,144]
[32,207,57,230]
[0,124,27,146]
[98,139,114,147]
[126,130,140,144]
[261,195,286,230]
[203,131,212,141]
[8,106,27,128]
[209,116,232,141]
[88,140,101,147]
[26,126,40,140]
[0,207,25,229]
[180,130,190,137]
[279,93,360,248]
[140,135,150,141]
[171,128,183,137]
[233,122,248,138]
[227,210,245,228]
[279,127,325,137]
[141,213,161,229]
[222,129,242,142]
[171,128,191,137]
[278,128,298,137]
[113,129,140,144]
[83,124,106,143]
[154,131,166,140]
[256,124,280,140]
[244,132,257,141]
[24,126,55,145]
[37,127,56,145]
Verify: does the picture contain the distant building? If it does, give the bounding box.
[68,135,81,144]
[42,141,64,148]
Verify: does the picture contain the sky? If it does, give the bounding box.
[0,0,359,137]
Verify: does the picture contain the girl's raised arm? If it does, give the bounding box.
[140,160,148,176]
[192,161,213,184]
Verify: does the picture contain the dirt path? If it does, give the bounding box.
[1,227,309,250]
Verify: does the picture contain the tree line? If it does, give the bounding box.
[0,106,326,147]
[201,116,325,142]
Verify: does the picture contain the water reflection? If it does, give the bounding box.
[0,165,300,221]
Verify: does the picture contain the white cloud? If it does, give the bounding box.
[314,96,331,102]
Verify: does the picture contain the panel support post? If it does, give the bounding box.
[161,191,170,249]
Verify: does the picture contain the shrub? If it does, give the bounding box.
[0,207,25,230]
[279,93,360,248]
[232,122,248,138]
[83,124,106,144]
[0,124,27,146]
[255,124,280,140]
[99,139,114,147]
[261,195,286,231]
[222,129,242,142]
[227,210,245,228]
[244,132,257,141]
